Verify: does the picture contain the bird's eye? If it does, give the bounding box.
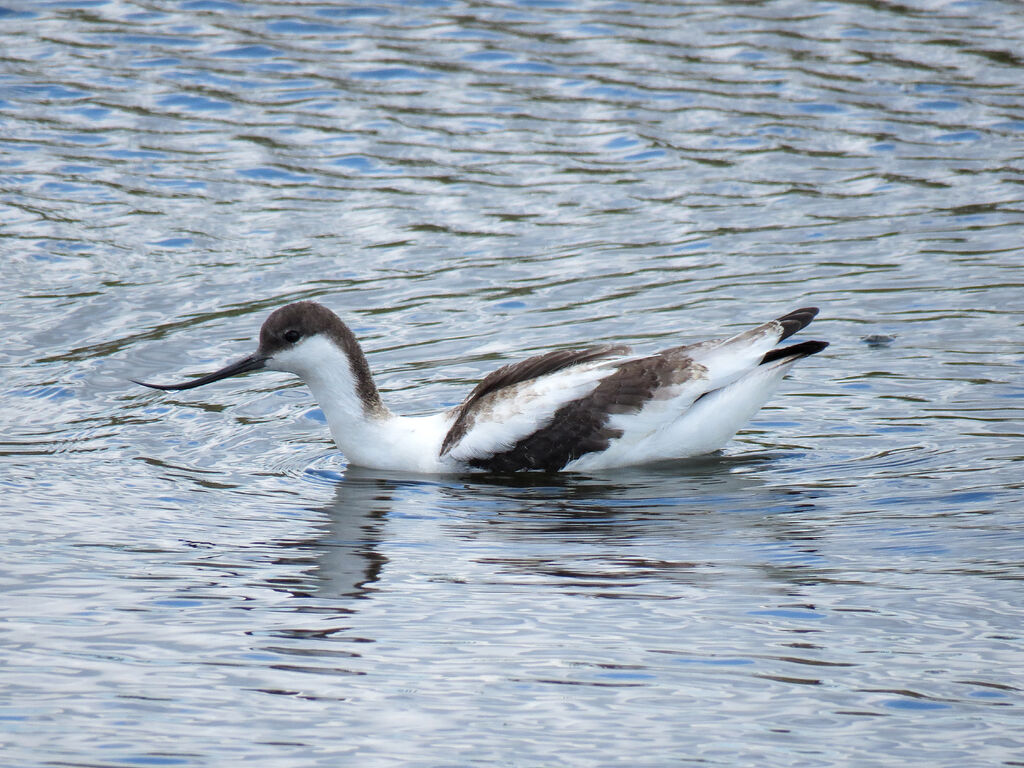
[283,329,301,344]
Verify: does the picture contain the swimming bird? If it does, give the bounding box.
[134,301,827,473]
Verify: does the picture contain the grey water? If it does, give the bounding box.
[2,0,1023,765]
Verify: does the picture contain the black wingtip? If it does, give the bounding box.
[776,307,819,341]
[131,378,181,391]
[760,339,828,365]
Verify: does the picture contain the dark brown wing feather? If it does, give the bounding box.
[760,308,826,363]
[440,344,631,457]
[776,307,818,341]
[759,339,829,365]
[466,351,699,472]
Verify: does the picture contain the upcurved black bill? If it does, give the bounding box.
[133,353,266,391]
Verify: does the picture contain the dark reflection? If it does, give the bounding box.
[442,452,801,528]
[430,452,834,590]
[249,453,837,689]
[245,470,407,679]
[263,451,832,611]
[300,469,402,600]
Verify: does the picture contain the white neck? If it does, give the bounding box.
[267,335,452,472]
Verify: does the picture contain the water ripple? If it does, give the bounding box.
[2,1,1024,766]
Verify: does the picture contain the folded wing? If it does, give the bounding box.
[442,308,826,472]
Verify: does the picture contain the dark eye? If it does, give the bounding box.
[283,329,301,344]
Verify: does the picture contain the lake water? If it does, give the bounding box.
[2,0,1022,765]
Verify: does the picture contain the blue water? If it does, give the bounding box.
[2,0,1022,765]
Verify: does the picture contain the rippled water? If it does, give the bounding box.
[2,1,1023,765]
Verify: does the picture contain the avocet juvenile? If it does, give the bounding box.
[135,301,828,473]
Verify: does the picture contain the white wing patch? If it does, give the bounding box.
[670,319,787,392]
[444,360,618,464]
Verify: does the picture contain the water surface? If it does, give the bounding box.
[2,1,1022,766]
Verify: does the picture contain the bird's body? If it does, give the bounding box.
[135,302,828,474]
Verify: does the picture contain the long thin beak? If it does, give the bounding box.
[133,353,266,391]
